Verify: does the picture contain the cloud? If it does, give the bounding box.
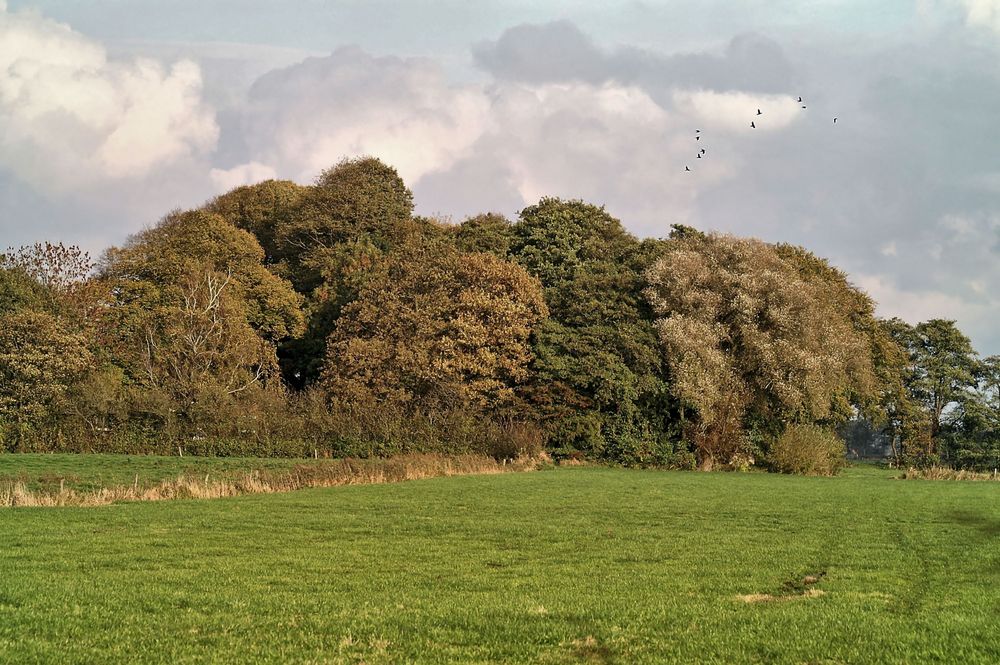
[472,20,610,84]
[0,3,217,191]
[233,46,491,185]
[958,0,1000,30]
[210,161,277,192]
[856,272,999,348]
[672,90,802,132]
[474,22,797,94]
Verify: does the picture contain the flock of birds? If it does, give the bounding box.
[684,95,836,172]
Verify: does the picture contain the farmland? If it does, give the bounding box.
[1,462,998,663]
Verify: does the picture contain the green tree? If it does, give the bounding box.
[508,198,675,464]
[908,319,979,439]
[454,213,516,257]
[273,158,415,387]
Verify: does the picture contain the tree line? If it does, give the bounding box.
[1,157,996,471]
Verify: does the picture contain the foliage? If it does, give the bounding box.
[645,232,883,467]
[938,353,1000,471]
[2,158,995,469]
[278,156,413,292]
[885,317,981,466]
[507,198,675,463]
[768,424,847,475]
[321,235,548,412]
[95,210,305,434]
[0,242,99,323]
[454,212,516,257]
[270,157,415,387]
[204,179,308,264]
[0,310,92,436]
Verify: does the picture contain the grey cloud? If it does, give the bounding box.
[474,21,796,93]
[472,20,610,84]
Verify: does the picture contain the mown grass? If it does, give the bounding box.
[1,462,998,663]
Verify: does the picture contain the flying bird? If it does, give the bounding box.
[802,105,807,109]
[833,117,838,123]
[700,148,706,154]
[697,153,702,159]
[757,109,762,115]
[797,96,803,102]
[696,136,701,140]
[751,121,756,128]
[685,166,691,172]
[695,129,701,133]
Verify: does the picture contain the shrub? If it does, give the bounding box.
[768,424,846,476]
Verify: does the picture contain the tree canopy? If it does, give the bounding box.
[2,157,991,471]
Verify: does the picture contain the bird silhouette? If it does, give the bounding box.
[751,121,756,128]
[697,153,702,159]
[700,148,706,154]
[685,166,691,172]
[797,96,803,102]
[801,105,807,109]
[695,136,701,140]
[757,109,762,115]
[695,129,701,133]
[833,117,838,123]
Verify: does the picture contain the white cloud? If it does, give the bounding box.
[0,4,217,191]
[209,161,278,192]
[880,241,898,257]
[959,0,1000,30]
[240,47,491,185]
[671,90,802,132]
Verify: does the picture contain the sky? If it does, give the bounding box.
[1,0,998,355]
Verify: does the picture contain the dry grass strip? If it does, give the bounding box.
[901,466,1000,481]
[1,453,541,508]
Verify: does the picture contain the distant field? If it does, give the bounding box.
[1,463,998,663]
[0,453,342,494]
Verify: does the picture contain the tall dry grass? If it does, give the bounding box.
[901,466,1000,481]
[0,453,543,508]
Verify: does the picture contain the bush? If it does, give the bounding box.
[768,424,846,476]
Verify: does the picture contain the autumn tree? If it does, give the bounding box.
[0,242,99,323]
[321,235,547,413]
[100,210,304,426]
[278,157,414,292]
[0,310,92,443]
[266,157,416,387]
[0,244,101,446]
[645,231,884,468]
[204,179,308,265]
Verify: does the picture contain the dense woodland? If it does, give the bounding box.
[1,158,997,472]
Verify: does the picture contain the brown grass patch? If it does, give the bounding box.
[0,453,541,508]
[568,636,613,663]
[737,589,825,604]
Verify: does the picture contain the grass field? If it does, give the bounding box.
[1,462,998,663]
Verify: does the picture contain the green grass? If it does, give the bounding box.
[1,462,998,663]
[0,453,338,493]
